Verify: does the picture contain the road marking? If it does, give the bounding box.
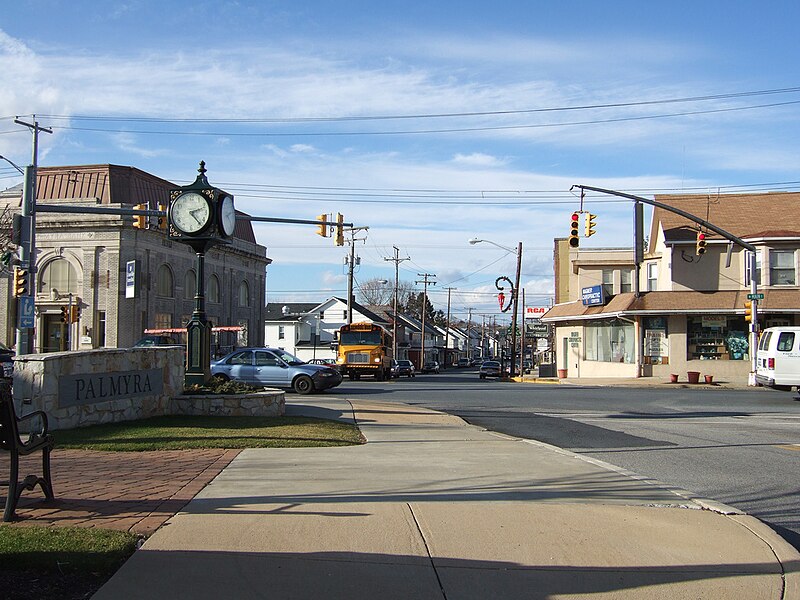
[775,444,800,451]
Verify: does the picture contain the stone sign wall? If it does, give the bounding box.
[13,348,285,430]
[12,347,184,430]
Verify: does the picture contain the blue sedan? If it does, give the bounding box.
[211,348,342,394]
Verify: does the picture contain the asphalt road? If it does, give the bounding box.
[322,369,800,550]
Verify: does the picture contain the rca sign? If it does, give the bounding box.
[526,306,548,317]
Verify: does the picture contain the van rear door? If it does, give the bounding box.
[775,330,800,384]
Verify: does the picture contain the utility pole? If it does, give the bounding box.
[384,246,410,359]
[443,287,456,369]
[15,116,52,355]
[520,288,526,374]
[466,307,474,361]
[345,226,369,324]
[480,315,486,360]
[415,273,436,369]
[509,241,523,377]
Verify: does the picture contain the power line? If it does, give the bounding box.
[42,98,800,138]
[31,85,800,123]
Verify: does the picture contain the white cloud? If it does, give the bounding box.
[452,153,506,167]
[290,144,316,153]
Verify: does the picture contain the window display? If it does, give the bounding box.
[585,320,635,363]
[687,316,749,360]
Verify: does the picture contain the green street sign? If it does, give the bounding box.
[747,293,764,300]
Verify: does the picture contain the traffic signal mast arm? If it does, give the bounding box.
[570,185,756,253]
[35,204,355,229]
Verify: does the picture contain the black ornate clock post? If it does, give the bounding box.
[168,162,237,387]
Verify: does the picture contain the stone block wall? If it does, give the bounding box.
[171,392,284,417]
[13,348,286,430]
[13,347,184,430]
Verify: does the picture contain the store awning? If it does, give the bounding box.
[144,326,244,334]
[542,290,800,323]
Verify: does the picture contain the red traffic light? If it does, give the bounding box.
[697,233,705,240]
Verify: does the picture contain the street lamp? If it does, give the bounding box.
[0,155,25,175]
[469,238,523,377]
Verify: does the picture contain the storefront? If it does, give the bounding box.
[543,290,799,383]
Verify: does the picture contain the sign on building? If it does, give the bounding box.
[125,260,136,299]
[581,284,604,306]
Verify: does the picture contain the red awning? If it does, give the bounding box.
[144,326,244,334]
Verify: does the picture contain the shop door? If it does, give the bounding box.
[43,314,69,352]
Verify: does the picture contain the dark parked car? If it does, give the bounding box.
[457,358,470,368]
[308,358,337,366]
[421,360,440,374]
[394,359,415,378]
[211,347,342,394]
[0,343,14,380]
[479,360,502,379]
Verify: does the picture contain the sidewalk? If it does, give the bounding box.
[520,374,758,389]
[90,397,800,600]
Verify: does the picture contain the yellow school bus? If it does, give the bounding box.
[337,321,392,380]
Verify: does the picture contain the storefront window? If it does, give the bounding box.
[585,320,635,363]
[643,317,668,365]
[687,316,749,361]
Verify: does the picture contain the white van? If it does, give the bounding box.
[755,327,800,390]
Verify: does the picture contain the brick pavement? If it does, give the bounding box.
[1,449,240,535]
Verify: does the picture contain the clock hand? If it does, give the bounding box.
[189,208,203,223]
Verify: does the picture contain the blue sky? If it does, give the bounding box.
[2,1,800,322]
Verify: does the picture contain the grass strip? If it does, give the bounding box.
[54,415,365,451]
[0,526,139,574]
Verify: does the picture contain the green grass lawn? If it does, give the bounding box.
[54,414,365,451]
[0,526,139,573]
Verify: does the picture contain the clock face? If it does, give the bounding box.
[219,194,236,237]
[171,192,211,235]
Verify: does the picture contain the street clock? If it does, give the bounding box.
[168,161,235,246]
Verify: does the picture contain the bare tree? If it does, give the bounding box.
[357,277,416,308]
[357,277,393,305]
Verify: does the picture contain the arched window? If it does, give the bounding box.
[40,258,79,296]
[156,264,174,297]
[239,280,250,307]
[184,270,196,300]
[208,274,220,304]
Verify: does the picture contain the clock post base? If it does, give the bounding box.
[185,318,212,387]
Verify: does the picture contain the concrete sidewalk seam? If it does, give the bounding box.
[407,502,448,600]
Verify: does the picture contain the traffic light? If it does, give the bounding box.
[157,203,167,230]
[696,231,706,255]
[11,213,26,245]
[316,214,329,237]
[133,203,147,229]
[12,266,28,297]
[569,213,580,248]
[69,305,81,323]
[584,213,597,237]
[744,300,754,322]
[60,306,69,324]
[335,213,345,246]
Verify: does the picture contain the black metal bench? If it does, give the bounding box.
[0,379,54,521]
